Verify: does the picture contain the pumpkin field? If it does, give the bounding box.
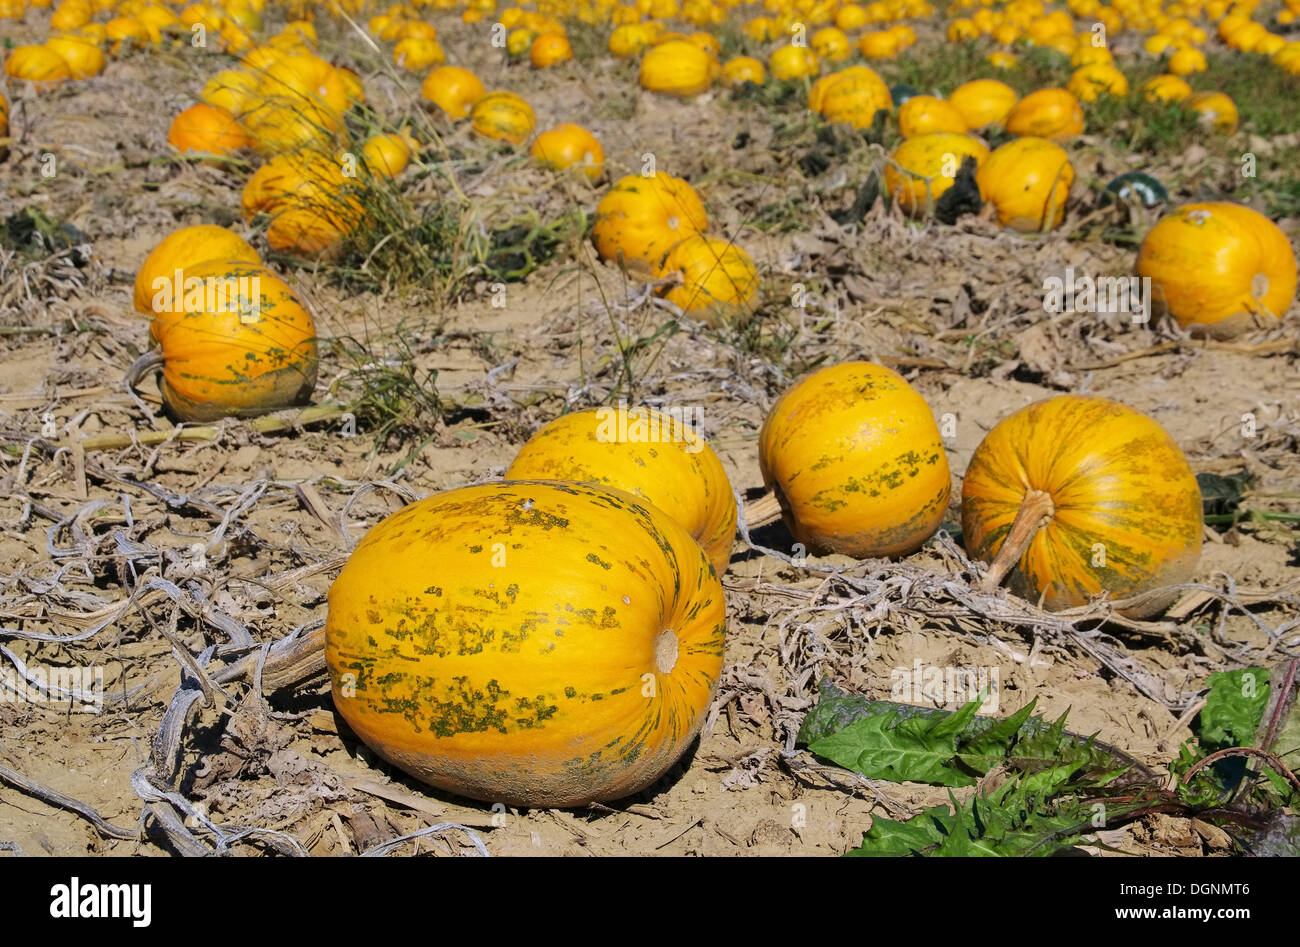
[0,0,1298,860]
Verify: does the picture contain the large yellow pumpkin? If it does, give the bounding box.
[5,45,72,85]
[756,362,951,559]
[43,36,105,78]
[810,65,892,128]
[504,405,737,576]
[947,78,1018,128]
[977,136,1074,232]
[148,259,318,421]
[420,65,485,119]
[656,235,759,322]
[592,172,709,266]
[885,132,990,216]
[531,123,604,182]
[962,395,1202,617]
[167,103,254,157]
[897,95,968,137]
[470,90,536,144]
[133,225,261,314]
[1136,202,1297,338]
[1004,87,1084,140]
[324,480,727,807]
[639,38,714,97]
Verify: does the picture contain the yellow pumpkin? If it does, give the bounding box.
[1004,87,1085,140]
[608,23,653,58]
[858,30,901,59]
[167,102,254,157]
[324,480,727,807]
[530,30,572,67]
[393,36,445,72]
[810,65,892,129]
[531,123,605,182]
[885,132,990,216]
[133,225,261,314]
[592,172,709,266]
[722,55,766,86]
[811,26,851,61]
[768,44,820,80]
[505,406,737,576]
[656,235,759,323]
[361,129,418,177]
[977,136,1074,232]
[148,259,318,421]
[5,45,72,85]
[1142,74,1192,104]
[962,395,1202,617]
[43,36,105,78]
[1136,202,1297,338]
[897,95,968,137]
[1183,91,1238,134]
[1067,63,1129,101]
[756,361,951,559]
[639,39,714,97]
[470,91,536,145]
[947,79,1018,128]
[1167,46,1207,75]
[420,65,485,119]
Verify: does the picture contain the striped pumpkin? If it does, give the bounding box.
[961,395,1202,616]
[505,405,737,576]
[325,480,727,807]
[757,362,951,558]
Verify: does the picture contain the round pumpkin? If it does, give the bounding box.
[811,26,852,62]
[420,65,485,120]
[470,91,536,145]
[324,480,727,807]
[639,39,714,97]
[43,36,104,78]
[897,95,968,137]
[1067,62,1129,101]
[810,65,892,129]
[361,129,417,177]
[859,30,901,59]
[531,123,604,182]
[948,78,1017,128]
[393,36,445,72]
[977,136,1074,232]
[1142,74,1192,104]
[1136,202,1297,338]
[505,406,737,576]
[530,30,572,68]
[656,235,759,323]
[167,103,253,157]
[722,55,765,86]
[1005,87,1084,140]
[1167,46,1207,75]
[962,395,1202,617]
[148,258,318,421]
[756,361,951,559]
[768,44,820,80]
[1183,91,1238,135]
[133,225,261,314]
[592,172,709,266]
[5,45,72,85]
[885,132,990,216]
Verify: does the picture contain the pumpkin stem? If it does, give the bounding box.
[978,488,1055,593]
[743,490,783,528]
[124,351,165,422]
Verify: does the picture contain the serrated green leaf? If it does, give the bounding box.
[1200,668,1270,750]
